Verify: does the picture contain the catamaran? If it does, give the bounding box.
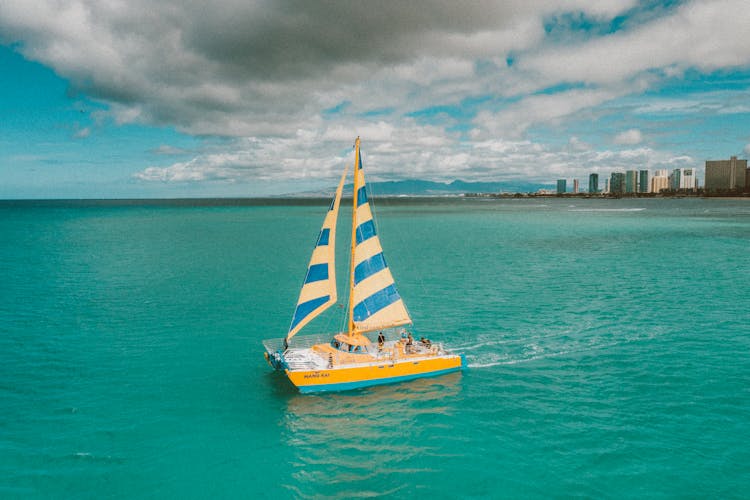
[263,138,464,393]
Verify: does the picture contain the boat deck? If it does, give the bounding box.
[264,337,452,372]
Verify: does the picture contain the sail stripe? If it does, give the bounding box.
[356,186,368,206]
[352,237,380,266]
[354,252,387,285]
[355,300,411,331]
[353,285,401,321]
[304,263,329,283]
[355,220,376,244]
[297,280,330,303]
[317,228,330,246]
[355,266,394,292]
[290,295,330,331]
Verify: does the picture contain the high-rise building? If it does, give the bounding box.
[588,173,599,193]
[639,170,650,193]
[610,172,625,194]
[604,178,610,193]
[625,170,638,193]
[669,169,681,190]
[680,168,696,190]
[705,156,747,192]
[556,179,567,194]
[651,169,669,193]
[651,176,668,193]
[573,179,579,194]
[670,168,697,190]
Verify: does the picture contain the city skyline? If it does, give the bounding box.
[555,154,750,194]
[2,1,750,198]
[556,165,701,193]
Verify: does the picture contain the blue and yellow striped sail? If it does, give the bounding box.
[349,139,412,334]
[286,167,348,344]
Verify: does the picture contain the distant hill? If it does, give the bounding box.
[292,179,551,197]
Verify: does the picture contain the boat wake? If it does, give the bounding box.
[461,327,667,369]
[567,208,646,212]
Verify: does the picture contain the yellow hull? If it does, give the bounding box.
[285,353,464,393]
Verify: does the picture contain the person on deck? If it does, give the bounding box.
[378,331,385,351]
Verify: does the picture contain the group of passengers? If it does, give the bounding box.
[376,330,431,354]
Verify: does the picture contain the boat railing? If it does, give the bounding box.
[371,341,446,359]
[262,333,332,353]
[264,327,404,352]
[261,337,285,354]
[263,331,449,359]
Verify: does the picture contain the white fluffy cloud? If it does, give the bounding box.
[136,124,695,188]
[614,129,643,145]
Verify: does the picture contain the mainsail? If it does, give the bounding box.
[348,138,412,334]
[286,167,348,344]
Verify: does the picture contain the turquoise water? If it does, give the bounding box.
[1,197,749,498]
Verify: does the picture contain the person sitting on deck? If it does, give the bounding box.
[420,337,431,348]
[377,331,385,351]
[406,332,414,353]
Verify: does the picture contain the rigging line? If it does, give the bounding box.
[368,157,427,331]
[366,177,414,326]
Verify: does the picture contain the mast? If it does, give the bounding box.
[348,137,361,336]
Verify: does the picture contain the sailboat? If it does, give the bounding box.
[263,138,464,393]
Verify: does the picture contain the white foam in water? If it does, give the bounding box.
[469,349,573,368]
[465,329,666,369]
[568,208,646,212]
[456,330,575,353]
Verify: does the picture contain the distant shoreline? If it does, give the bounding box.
[464,192,750,199]
[1,193,749,206]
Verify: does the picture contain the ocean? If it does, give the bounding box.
[1,197,749,498]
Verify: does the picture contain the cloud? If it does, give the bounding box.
[151,144,191,156]
[473,85,632,138]
[135,123,697,189]
[73,126,90,139]
[0,0,638,138]
[614,128,643,145]
[519,0,750,85]
[135,123,463,184]
[1,0,746,189]
[568,136,592,152]
[744,143,750,156]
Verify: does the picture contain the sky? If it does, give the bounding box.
[2,0,750,198]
